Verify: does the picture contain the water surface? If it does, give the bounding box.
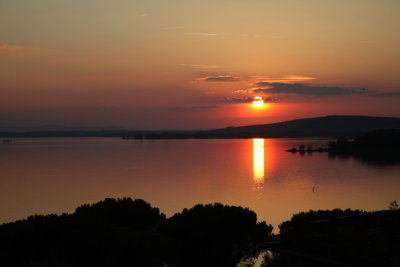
[1,138,399,230]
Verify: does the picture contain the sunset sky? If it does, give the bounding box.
[1,0,399,129]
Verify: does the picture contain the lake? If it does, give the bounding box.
[1,138,399,230]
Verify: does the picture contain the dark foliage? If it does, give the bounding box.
[73,198,165,229]
[159,203,273,267]
[273,209,400,267]
[4,198,400,267]
[328,129,400,165]
[279,208,363,236]
[0,199,271,267]
[0,198,166,267]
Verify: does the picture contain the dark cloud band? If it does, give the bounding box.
[253,83,362,96]
[202,75,240,82]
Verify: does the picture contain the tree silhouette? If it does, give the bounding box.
[0,198,273,267]
[389,200,399,210]
[156,203,272,266]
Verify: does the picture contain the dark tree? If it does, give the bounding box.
[0,199,273,267]
[0,198,166,267]
[159,203,273,267]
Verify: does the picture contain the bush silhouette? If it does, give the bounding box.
[0,199,272,267]
[73,197,165,228]
[0,198,166,267]
[159,203,273,267]
[274,209,400,267]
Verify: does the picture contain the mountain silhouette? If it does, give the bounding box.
[201,115,400,138]
[1,115,400,138]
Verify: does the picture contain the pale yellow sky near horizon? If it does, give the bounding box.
[1,0,399,129]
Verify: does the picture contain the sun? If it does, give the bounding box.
[252,96,264,107]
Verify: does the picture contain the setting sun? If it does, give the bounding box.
[252,96,264,107]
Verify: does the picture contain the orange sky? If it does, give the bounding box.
[0,0,399,129]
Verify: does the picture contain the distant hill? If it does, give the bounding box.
[0,125,126,132]
[1,116,400,138]
[200,116,400,138]
[0,125,129,138]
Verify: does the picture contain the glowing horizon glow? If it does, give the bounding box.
[0,1,399,128]
[253,138,265,181]
[252,96,264,107]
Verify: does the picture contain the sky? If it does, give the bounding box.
[1,0,399,129]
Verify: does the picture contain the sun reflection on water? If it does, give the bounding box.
[253,138,265,183]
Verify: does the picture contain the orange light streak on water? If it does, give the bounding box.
[253,138,265,181]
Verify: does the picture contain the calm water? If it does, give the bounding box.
[1,138,399,230]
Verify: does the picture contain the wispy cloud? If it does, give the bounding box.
[195,74,316,84]
[253,83,362,96]
[251,75,317,84]
[222,96,276,104]
[196,73,373,104]
[197,75,240,82]
[230,88,278,102]
[223,96,252,103]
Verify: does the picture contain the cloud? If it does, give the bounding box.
[232,89,253,94]
[222,96,276,104]
[195,74,315,83]
[251,75,316,84]
[196,73,367,104]
[253,83,362,96]
[198,75,240,82]
[0,44,25,50]
[223,97,252,103]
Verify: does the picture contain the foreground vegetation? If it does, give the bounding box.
[0,198,271,267]
[288,129,400,166]
[265,208,400,266]
[1,198,399,266]
[328,129,400,165]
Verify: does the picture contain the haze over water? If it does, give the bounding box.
[1,138,399,229]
